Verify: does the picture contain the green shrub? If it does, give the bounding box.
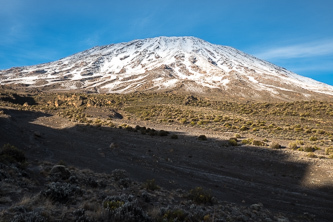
[234,133,241,138]
[187,187,214,204]
[0,143,26,163]
[228,138,238,146]
[198,135,207,141]
[143,179,160,191]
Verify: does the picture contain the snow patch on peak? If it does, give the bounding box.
[1,36,333,101]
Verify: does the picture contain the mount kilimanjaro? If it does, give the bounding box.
[1,36,333,101]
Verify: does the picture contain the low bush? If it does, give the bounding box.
[325,147,333,155]
[241,138,253,145]
[296,140,304,145]
[198,135,207,141]
[161,209,187,221]
[42,182,82,203]
[240,125,249,131]
[288,142,298,150]
[0,143,26,163]
[252,140,265,146]
[158,130,169,136]
[180,118,187,124]
[228,138,238,146]
[103,195,150,221]
[309,136,318,141]
[187,187,214,205]
[307,153,317,158]
[303,145,315,152]
[142,179,160,191]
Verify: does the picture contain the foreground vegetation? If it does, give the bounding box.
[1,90,333,158]
[0,143,293,221]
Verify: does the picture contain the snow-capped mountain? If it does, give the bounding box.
[1,36,333,101]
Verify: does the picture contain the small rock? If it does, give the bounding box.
[276,217,289,222]
[34,131,41,137]
[110,142,118,149]
[250,203,263,211]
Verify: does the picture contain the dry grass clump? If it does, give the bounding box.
[307,152,317,158]
[288,142,298,150]
[303,145,315,152]
[309,136,318,141]
[252,140,265,146]
[241,138,253,145]
[234,133,241,138]
[296,140,304,145]
[187,187,214,205]
[228,138,238,146]
[325,147,333,155]
[270,141,281,149]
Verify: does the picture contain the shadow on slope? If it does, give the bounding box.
[0,108,332,221]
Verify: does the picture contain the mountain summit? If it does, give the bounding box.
[1,36,333,101]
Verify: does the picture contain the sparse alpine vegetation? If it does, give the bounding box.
[1,90,333,157]
[0,144,291,221]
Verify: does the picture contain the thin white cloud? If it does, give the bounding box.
[254,40,333,60]
[289,63,333,73]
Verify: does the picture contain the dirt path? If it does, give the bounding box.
[1,108,333,221]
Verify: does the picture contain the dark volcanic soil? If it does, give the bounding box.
[1,108,333,221]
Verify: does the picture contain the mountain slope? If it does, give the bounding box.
[1,36,333,101]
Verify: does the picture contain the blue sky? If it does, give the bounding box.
[1,0,333,85]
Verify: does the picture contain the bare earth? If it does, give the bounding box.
[1,108,333,221]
